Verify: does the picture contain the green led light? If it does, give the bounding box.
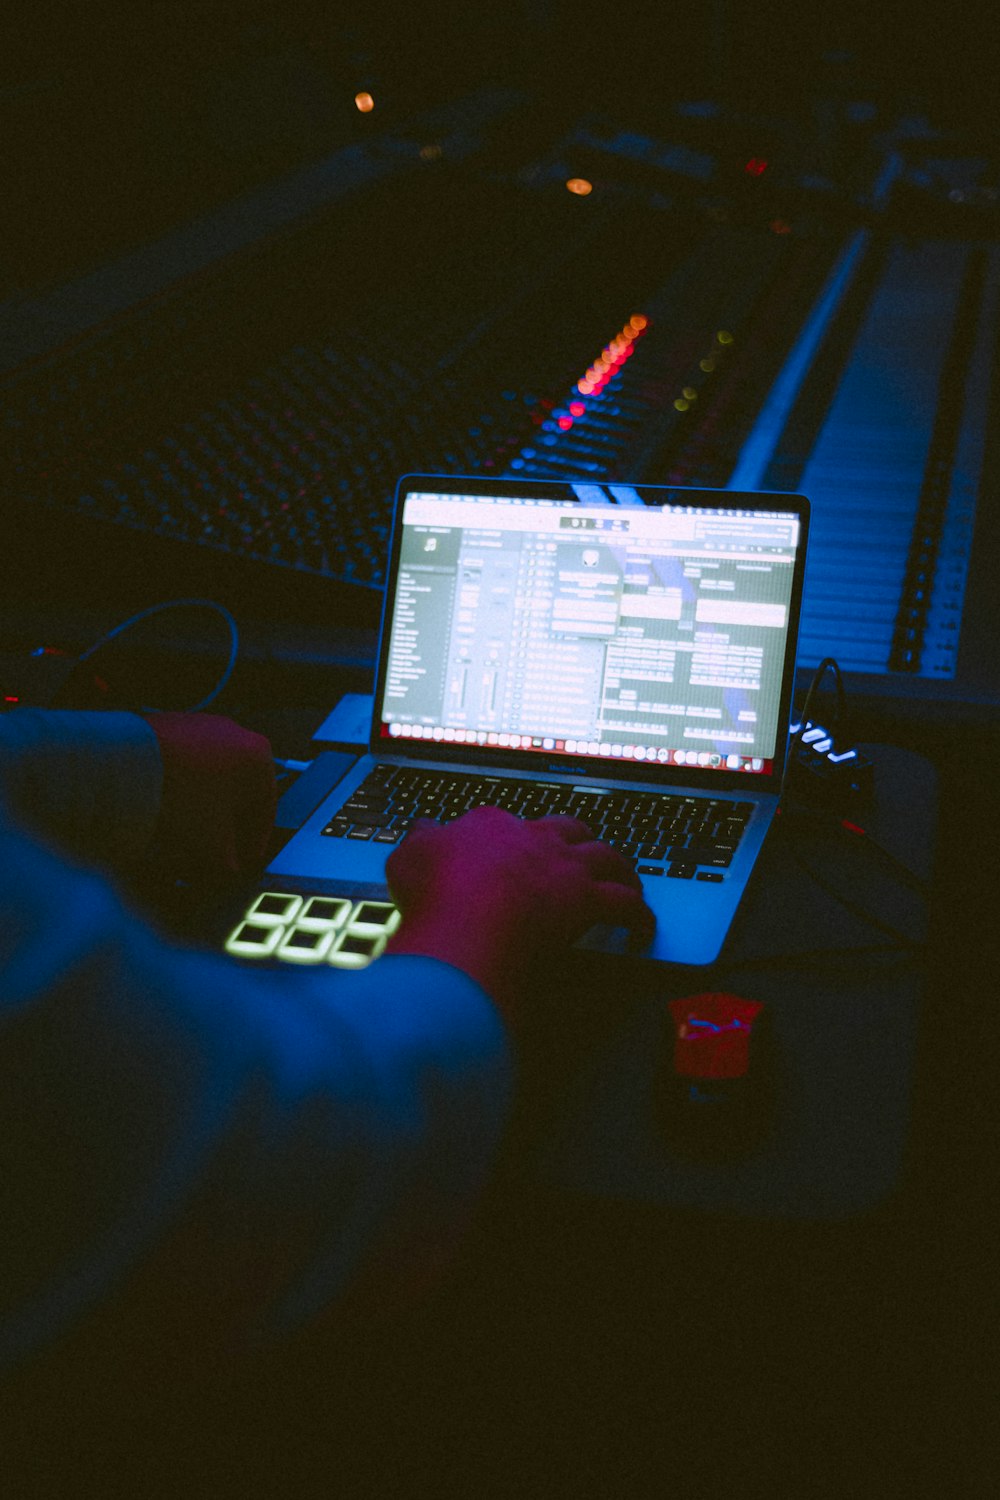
[225,892,400,968]
[293,894,355,930]
[350,901,401,935]
[225,921,284,958]
[248,891,303,927]
[298,896,353,931]
[276,926,338,964]
[328,928,388,969]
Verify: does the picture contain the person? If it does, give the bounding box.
[0,707,654,1399]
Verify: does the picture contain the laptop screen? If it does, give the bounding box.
[374,481,807,783]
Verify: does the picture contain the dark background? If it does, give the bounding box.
[3,1,999,291]
[3,4,998,1493]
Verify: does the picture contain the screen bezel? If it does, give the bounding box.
[370,473,810,795]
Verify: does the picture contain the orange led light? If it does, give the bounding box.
[355,91,375,112]
[566,177,593,195]
[573,314,650,399]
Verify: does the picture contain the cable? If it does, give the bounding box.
[782,798,931,895]
[837,818,931,893]
[781,656,847,800]
[796,656,848,745]
[52,598,239,713]
[783,841,926,951]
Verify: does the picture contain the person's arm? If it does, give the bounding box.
[0,802,512,1385]
[1,757,651,1389]
[0,708,162,867]
[0,708,274,878]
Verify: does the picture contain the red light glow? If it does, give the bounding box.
[569,315,649,405]
[557,416,573,430]
[744,157,768,176]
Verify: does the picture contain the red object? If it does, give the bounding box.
[668,992,765,1080]
[744,157,769,176]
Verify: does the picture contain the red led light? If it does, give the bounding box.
[557,416,573,430]
[573,314,649,399]
[569,401,585,416]
[745,157,769,176]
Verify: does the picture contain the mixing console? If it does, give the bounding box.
[4,115,998,704]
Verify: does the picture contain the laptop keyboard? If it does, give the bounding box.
[320,765,754,880]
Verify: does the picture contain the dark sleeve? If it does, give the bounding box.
[0,804,512,1379]
[0,709,162,866]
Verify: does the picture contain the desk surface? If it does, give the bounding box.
[527,744,935,1220]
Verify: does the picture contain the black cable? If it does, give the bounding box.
[52,599,239,713]
[793,656,847,745]
[783,841,926,951]
[783,797,931,895]
[781,655,846,800]
[836,819,931,894]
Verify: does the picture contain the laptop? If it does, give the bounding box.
[268,474,810,965]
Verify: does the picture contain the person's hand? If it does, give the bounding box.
[143,713,276,880]
[384,806,655,1025]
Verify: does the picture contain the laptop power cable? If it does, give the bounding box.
[0,598,239,714]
